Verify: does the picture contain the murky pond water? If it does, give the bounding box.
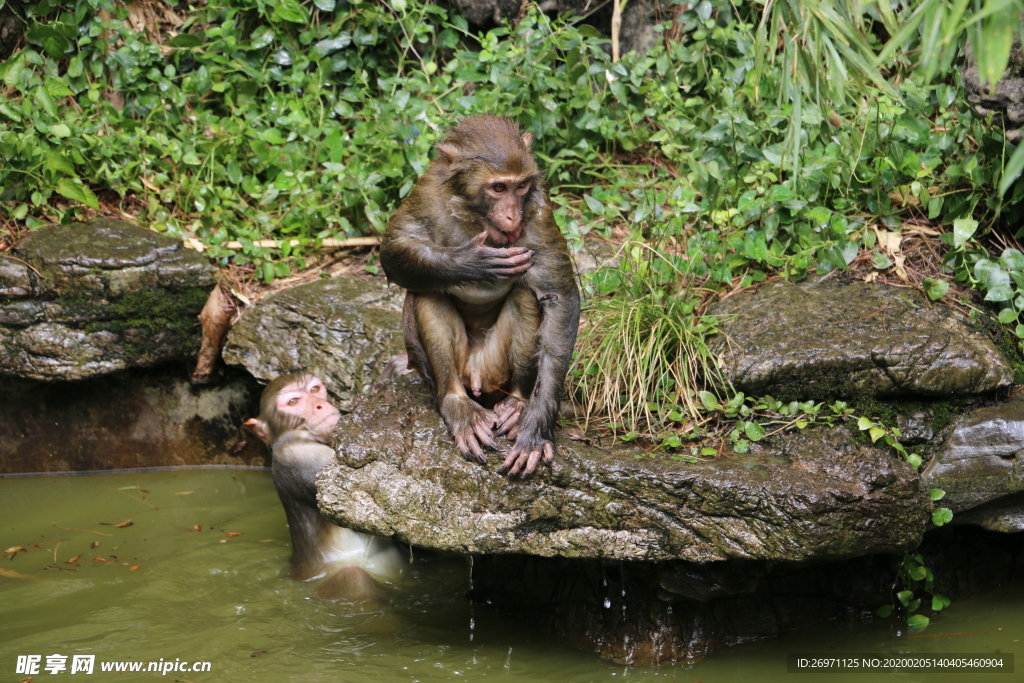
[1,470,1020,682]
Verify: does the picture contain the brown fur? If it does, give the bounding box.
[380,116,580,478]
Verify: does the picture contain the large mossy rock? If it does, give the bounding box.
[711,281,1012,399]
[317,378,930,563]
[922,395,1024,517]
[222,276,404,410]
[0,220,216,380]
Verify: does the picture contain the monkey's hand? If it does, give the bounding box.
[454,231,533,282]
[498,412,555,479]
[493,395,526,437]
[440,394,498,465]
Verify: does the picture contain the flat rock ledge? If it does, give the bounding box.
[317,378,930,563]
[223,276,404,411]
[712,281,1013,398]
[0,219,216,380]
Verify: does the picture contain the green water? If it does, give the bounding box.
[1,470,1020,682]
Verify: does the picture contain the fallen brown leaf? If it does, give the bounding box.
[114,520,134,528]
[128,564,141,572]
[65,554,82,565]
[225,532,243,537]
[0,567,43,581]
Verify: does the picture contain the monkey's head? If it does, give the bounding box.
[243,373,341,446]
[435,116,542,245]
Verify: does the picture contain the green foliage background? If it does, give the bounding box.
[1,0,1022,407]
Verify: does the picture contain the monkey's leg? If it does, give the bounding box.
[492,287,541,436]
[414,292,498,463]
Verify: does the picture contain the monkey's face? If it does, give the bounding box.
[275,375,341,441]
[480,176,534,245]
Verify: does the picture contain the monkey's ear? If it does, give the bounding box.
[243,418,272,446]
[521,132,533,149]
[436,143,460,165]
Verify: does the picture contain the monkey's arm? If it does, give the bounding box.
[381,215,533,291]
[499,250,580,478]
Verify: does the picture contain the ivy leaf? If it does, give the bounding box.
[932,507,953,526]
[744,421,766,441]
[44,150,75,175]
[699,391,722,411]
[273,0,308,23]
[55,178,99,210]
[928,488,945,502]
[953,217,978,247]
[922,278,948,301]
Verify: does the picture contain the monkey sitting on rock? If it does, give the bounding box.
[244,373,404,604]
[381,115,580,479]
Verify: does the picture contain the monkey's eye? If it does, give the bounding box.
[287,398,299,406]
[492,183,507,193]
[310,385,320,393]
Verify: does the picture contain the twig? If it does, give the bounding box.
[54,525,113,537]
[1,254,41,276]
[110,487,158,510]
[183,237,380,252]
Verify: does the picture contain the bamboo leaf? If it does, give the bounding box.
[999,140,1024,197]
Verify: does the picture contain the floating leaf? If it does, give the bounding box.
[907,614,930,630]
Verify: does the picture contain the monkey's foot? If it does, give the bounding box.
[493,396,526,437]
[498,436,555,479]
[441,395,498,464]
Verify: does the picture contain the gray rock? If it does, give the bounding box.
[0,220,216,380]
[446,0,661,55]
[711,281,1012,399]
[963,35,1024,142]
[898,409,935,445]
[921,396,1024,513]
[318,378,930,563]
[222,276,404,410]
[953,492,1024,533]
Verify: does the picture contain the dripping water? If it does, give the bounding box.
[468,555,475,642]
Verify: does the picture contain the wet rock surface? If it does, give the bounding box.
[0,366,263,473]
[0,219,216,380]
[473,526,1024,665]
[711,281,1012,398]
[223,276,404,410]
[473,554,894,665]
[921,396,1024,515]
[317,378,930,563]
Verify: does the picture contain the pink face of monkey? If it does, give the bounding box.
[276,374,341,440]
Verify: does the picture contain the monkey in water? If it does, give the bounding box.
[243,373,404,604]
[380,116,580,479]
